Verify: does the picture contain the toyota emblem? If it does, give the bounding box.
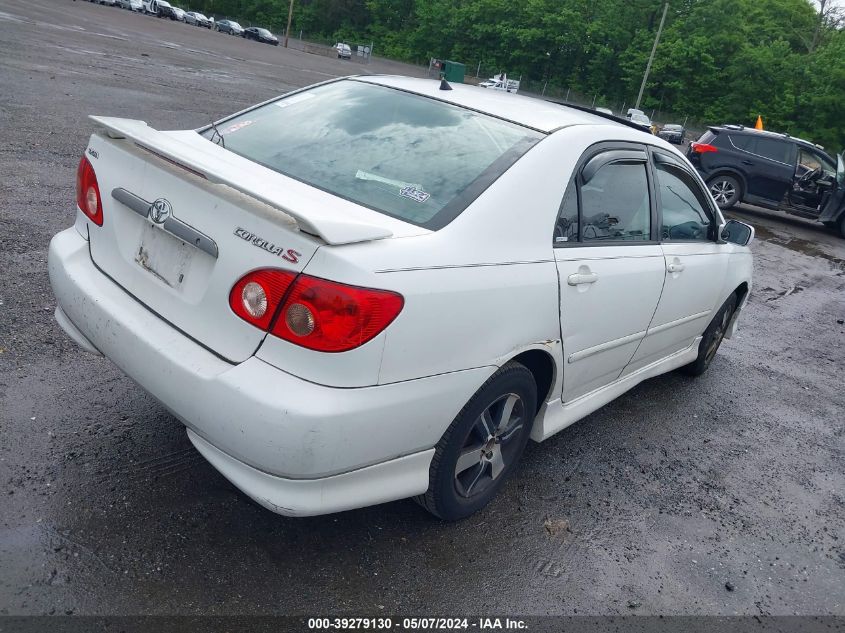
[149,198,172,225]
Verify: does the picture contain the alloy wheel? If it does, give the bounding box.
[710,180,736,205]
[454,393,525,499]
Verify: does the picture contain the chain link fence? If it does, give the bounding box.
[283,31,374,64]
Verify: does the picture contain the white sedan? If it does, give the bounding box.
[48,76,754,520]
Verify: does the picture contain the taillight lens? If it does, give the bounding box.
[229,270,404,353]
[690,142,718,154]
[229,269,297,330]
[271,275,404,352]
[76,155,103,226]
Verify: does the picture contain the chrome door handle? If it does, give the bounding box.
[567,272,598,285]
[667,262,685,273]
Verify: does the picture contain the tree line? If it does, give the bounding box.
[193,0,844,151]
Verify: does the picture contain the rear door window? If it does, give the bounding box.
[554,183,579,244]
[729,135,754,151]
[553,149,652,245]
[580,162,651,242]
[752,137,793,164]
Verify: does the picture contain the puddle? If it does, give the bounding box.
[741,221,845,270]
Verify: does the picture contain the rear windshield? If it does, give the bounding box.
[697,130,717,145]
[663,125,682,131]
[202,80,543,229]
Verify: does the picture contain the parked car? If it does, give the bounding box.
[156,1,181,19]
[478,75,520,93]
[142,0,169,14]
[335,42,352,59]
[658,123,685,144]
[215,19,243,35]
[184,11,212,27]
[628,111,652,131]
[118,0,143,9]
[688,125,845,236]
[97,0,118,5]
[48,76,753,521]
[243,27,279,45]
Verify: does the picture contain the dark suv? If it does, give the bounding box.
[688,125,845,237]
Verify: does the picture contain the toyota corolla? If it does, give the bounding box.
[48,76,754,520]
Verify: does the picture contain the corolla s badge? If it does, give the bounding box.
[149,198,172,225]
[234,227,301,264]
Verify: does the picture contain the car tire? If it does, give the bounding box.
[707,175,741,209]
[680,293,738,377]
[838,214,845,239]
[416,361,537,521]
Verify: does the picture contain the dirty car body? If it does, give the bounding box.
[48,76,754,519]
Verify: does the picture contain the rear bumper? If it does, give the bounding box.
[187,430,433,516]
[48,227,492,515]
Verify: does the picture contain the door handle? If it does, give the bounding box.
[741,160,754,165]
[667,262,685,273]
[567,272,599,285]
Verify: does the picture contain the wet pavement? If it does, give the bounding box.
[1,0,844,617]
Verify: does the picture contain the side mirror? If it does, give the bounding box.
[720,219,755,246]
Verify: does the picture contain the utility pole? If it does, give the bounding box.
[284,0,294,48]
[635,2,668,110]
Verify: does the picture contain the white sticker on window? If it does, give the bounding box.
[275,92,316,109]
[399,185,430,203]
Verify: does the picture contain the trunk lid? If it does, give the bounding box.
[84,118,418,362]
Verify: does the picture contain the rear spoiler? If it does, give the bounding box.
[89,116,393,245]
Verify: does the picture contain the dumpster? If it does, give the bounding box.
[431,59,465,84]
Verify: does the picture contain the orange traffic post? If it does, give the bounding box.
[755,115,764,130]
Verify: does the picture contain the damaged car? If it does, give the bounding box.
[688,125,845,237]
[48,77,754,520]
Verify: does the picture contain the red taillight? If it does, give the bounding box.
[229,269,297,330]
[272,275,404,352]
[76,155,103,226]
[229,270,404,353]
[691,142,718,154]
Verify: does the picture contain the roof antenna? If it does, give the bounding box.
[439,75,452,91]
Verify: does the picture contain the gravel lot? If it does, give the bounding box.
[1,0,844,617]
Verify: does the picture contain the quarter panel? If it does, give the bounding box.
[377,261,561,384]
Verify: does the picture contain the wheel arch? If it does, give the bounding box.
[733,281,750,305]
[723,280,751,340]
[507,348,557,413]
